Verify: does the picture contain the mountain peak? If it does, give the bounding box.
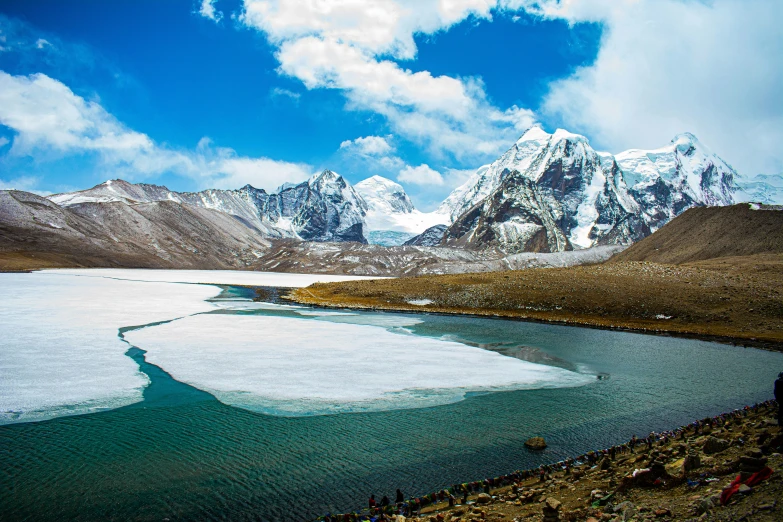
[516,124,550,143]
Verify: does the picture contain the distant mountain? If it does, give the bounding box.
[404,225,448,247]
[50,170,369,244]
[441,127,645,253]
[0,189,271,270]
[735,173,783,205]
[438,126,742,254]
[615,132,738,232]
[354,175,448,241]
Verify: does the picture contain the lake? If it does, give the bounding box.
[1,269,779,521]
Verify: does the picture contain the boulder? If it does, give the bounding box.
[525,437,548,450]
[703,437,730,455]
[476,493,492,504]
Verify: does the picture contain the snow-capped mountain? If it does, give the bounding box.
[735,173,783,205]
[441,126,645,252]
[615,133,738,231]
[49,170,369,244]
[354,175,448,236]
[439,126,743,253]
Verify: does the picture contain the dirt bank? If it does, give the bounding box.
[289,259,783,349]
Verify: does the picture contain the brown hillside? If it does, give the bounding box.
[611,204,783,264]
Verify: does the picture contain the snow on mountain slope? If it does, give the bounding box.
[49,170,371,244]
[354,175,449,237]
[439,127,742,253]
[615,133,738,231]
[438,126,553,221]
[735,173,783,205]
[442,126,643,252]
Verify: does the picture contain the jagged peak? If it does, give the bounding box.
[356,175,404,190]
[309,169,347,189]
[515,124,550,143]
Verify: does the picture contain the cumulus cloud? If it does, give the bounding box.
[339,135,393,156]
[198,0,223,22]
[397,164,444,186]
[519,0,783,175]
[0,71,312,192]
[241,0,536,162]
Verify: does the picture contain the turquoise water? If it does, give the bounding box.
[1,288,781,521]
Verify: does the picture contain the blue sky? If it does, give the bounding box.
[0,0,780,210]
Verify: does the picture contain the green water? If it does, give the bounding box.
[1,292,781,521]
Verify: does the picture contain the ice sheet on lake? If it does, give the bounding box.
[40,268,384,287]
[0,273,220,424]
[125,314,592,416]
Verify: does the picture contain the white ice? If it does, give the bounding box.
[124,314,592,416]
[39,268,383,287]
[0,272,220,424]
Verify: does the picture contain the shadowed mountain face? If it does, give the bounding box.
[0,190,271,270]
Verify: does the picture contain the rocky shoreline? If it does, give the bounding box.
[317,402,781,522]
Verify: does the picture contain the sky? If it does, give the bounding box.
[0,0,780,211]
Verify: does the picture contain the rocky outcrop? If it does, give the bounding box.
[403,225,448,247]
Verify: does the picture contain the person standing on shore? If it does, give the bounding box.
[776,372,782,426]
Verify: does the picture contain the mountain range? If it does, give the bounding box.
[2,126,781,272]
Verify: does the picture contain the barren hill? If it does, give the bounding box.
[610,204,783,265]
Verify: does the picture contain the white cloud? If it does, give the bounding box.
[339,135,393,156]
[0,175,52,195]
[0,136,9,147]
[269,86,300,101]
[35,38,50,49]
[241,1,536,161]
[397,164,444,186]
[443,167,477,189]
[519,0,783,175]
[0,71,312,192]
[198,0,223,22]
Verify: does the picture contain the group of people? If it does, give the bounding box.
[318,398,780,522]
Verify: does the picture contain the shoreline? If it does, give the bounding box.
[287,260,783,352]
[285,291,783,354]
[316,401,782,521]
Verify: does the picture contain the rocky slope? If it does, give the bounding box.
[404,225,449,247]
[438,127,742,254]
[611,204,783,265]
[0,189,271,270]
[49,170,369,244]
[253,241,622,277]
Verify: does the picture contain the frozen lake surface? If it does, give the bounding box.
[1,268,781,521]
[2,269,588,422]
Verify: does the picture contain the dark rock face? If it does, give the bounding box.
[403,225,448,246]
